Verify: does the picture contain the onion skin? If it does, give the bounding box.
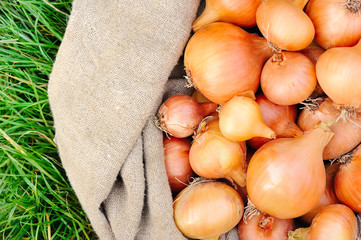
[192,0,262,31]
[256,0,315,51]
[297,97,361,159]
[300,163,340,224]
[238,213,294,240]
[288,228,309,240]
[335,145,361,212]
[174,181,244,239]
[261,51,317,105]
[316,39,361,108]
[247,124,333,219]
[184,22,273,104]
[156,94,218,138]
[219,94,276,142]
[190,120,247,187]
[163,137,194,192]
[306,0,361,49]
[306,204,357,240]
[248,94,303,149]
[192,90,211,103]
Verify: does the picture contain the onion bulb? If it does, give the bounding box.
[156,94,217,138]
[300,163,340,224]
[248,94,303,149]
[190,119,247,187]
[306,204,357,240]
[316,39,361,109]
[306,0,361,49]
[218,92,276,142]
[192,0,262,31]
[174,181,244,240]
[184,22,273,104]
[247,123,334,219]
[163,137,194,192]
[298,97,361,159]
[256,0,315,51]
[238,212,294,240]
[261,51,317,105]
[335,144,361,212]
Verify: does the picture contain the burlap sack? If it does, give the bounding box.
[48,0,239,239]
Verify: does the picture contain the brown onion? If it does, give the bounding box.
[247,123,333,219]
[156,94,217,138]
[335,144,361,212]
[297,97,361,159]
[248,94,303,149]
[261,51,317,105]
[190,119,247,187]
[184,22,273,104]
[163,137,194,192]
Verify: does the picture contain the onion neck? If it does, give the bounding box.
[344,0,361,14]
[252,35,275,62]
[228,167,247,187]
[276,121,303,138]
[192,5,219,32]
[199,102,218,117]
[300,123,334,152]
[291,0,309,9]
[254,123,276,140]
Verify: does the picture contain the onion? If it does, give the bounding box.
[300,163,340,224]
[192,90,211,103]
[306,0,361,49]
[261,51,317,105]
[190,119,248,187]
[248,94,303,149]
[247,123,334,219]
[156,94,217,138]
[192,0,262,31]
[306,204,357,240]
[174,181,244,240]
[316,39,361,109]
[256,0,315,51]
[238,212,294,240]
[184,22,273,104]
[335,144,361,212]
[297,97,361,159]
[218,92,276,142]
[163,137,194,192]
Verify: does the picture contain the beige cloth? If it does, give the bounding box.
[48,0,239,239]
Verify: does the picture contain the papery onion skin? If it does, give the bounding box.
[248,94,303,149]
[156,94,218,138]
[261,51,317,105]
[190,120,247,187]
[306,204,357,240]
[184,22,273,104]
[316,39,361,108]
[219,94,276,142]
[300,163,340,224]
[174,181,244,239]
[306,0,361,49]
[335,145,361,212]
[256,0,315,51]
[297,97,361,159]
[247,124,333,219]
[288,228,309,240]
[238,212,294,240]
[192,0,262,31]
[163,137,194,192]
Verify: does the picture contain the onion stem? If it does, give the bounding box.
[344,0,361,13]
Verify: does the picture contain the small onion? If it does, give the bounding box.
[256,0,315,51]
[261,51,317,105]
[190,119,247,187]
[174,181,244,240]
[163,137,194,192]
[156,94,217,138]
[306,0,361,49]
[335,144,361,212]
[297,97,361,159]
[247,123,334,219]
[306,204,357,240]
[192,0,262,31]
[248,94,303,149]
[184,22,273,104]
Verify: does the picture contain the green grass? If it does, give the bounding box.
[0,1,96,239]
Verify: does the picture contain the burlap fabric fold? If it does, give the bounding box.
[48,0,240,239]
